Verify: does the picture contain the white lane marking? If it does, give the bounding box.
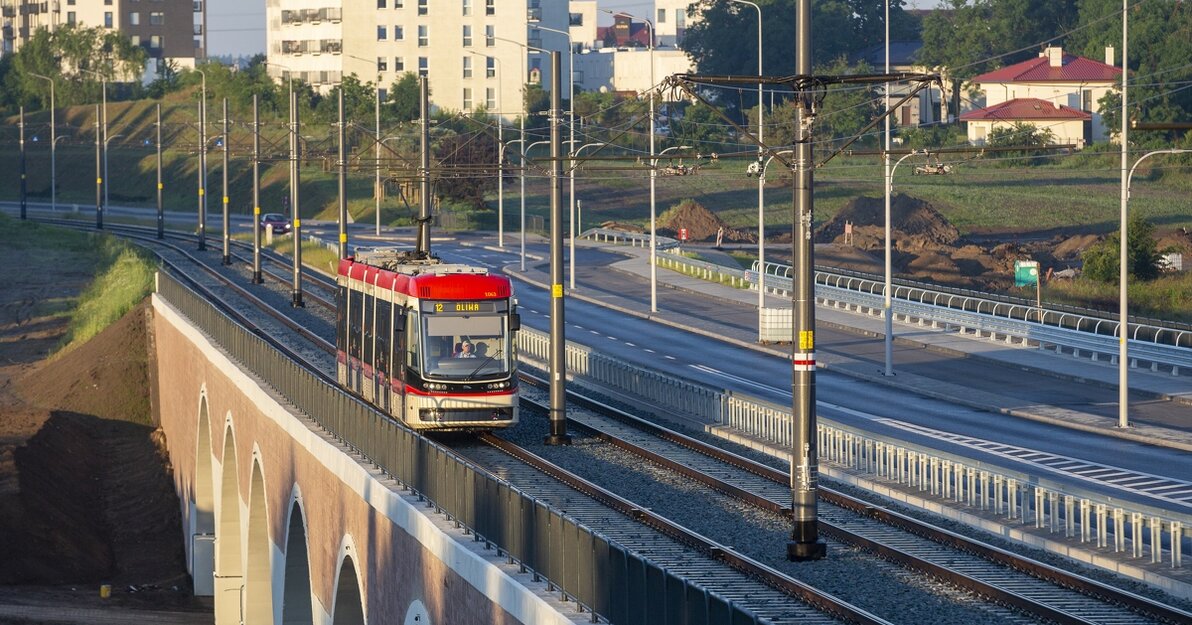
[664,355,676,360]
[625,342,636,347]
[644,349,656,354]
[606,335,618,340]
[529,309,541,315]
[574,325,584,330]
[590,330,600,335]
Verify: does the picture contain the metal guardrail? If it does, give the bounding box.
[516,326,1191,571]
[583,227,680,251]
[757,259,1192,351]
[155,272,758,624]
[573,236,1192,374]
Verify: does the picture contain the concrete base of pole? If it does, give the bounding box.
[291,292,305,308]
[252,272,263,284]
[786,539,827,561]
[222,255,231,266]
[544,433,573,446]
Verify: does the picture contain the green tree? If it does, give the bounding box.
[987,122,1055,165]
[387,72,421,123]
[433,112,500,209]
[1081,215,1165,283]
[670,101,732,147]
[9,24,146,109]
[918,0,1079,81]
[813,57,880,146]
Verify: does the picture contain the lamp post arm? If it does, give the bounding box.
[1127,149,1192,195]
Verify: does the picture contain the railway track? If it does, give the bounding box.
[39,217,1192,624]
[513,374,1192,625]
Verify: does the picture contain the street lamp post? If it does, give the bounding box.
[1120,148,1191,429]
[19,107,26,220]
[468,49,504,248]
[1118,0,1130,430]
[602,10,658,310]
[568,141,607,282]
[29,73,55,212]
[730,0,765,327]
[80,68,109,211]
[93,104,102,228]
[494,35,551,269]
[883,149,926,376]
[156,103,164,239]
[221,98,232,265]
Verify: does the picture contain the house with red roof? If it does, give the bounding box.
[961,46,1122,148]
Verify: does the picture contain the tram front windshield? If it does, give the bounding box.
[420,311,511,380]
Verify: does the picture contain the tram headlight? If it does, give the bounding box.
[485,381,510,390]
[426,382,448,391]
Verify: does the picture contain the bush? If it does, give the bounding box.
[1080,215,1165,283]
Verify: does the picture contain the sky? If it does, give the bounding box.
[207,0,657,59]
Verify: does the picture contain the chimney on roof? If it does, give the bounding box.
[1046,46,1063,68]
[1105,46,1115,67]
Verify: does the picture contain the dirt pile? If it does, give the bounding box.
[658,199,757,243]
[816,193,960,249]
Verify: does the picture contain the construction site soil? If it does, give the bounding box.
[640,194,1192,291]
[0,246,207,621]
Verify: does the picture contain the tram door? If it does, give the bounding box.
[375,298,391,413]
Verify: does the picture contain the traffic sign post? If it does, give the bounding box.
[1015,260,1042,321]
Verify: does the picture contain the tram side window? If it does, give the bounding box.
[363,292,374,367]
[375,299,390,375]
[336,285,347,352]
[405,310,420,372]
[349,290,363,361]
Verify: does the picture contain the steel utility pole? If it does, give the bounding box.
[19,107,26,220]
[221,98,231,265]
[290,89,304,307]
[198,98,207,250]
[338,87,348,259]
[252,94,263,283]
[789,0,827,562]
[545,50,571,446]
[156,103,164,239]
[417,75,431,256]
[95,104,103,229]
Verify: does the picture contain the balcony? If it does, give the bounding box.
[193,24,202,35]
[526,7,540,22]
[193,1,202,12]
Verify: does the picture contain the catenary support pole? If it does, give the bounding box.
[95,105,103,229]
[418,75,431,256]
[198,99,207,250]
[221,98,231,265]
[290,89,304,307]
[252,94,263,283]
[788,0,827,562]
[19,106,26,220]
[546,50,571,446]
[156,103,164,239]
[338,87,348,259]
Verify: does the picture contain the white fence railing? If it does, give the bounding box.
[517,326,1191,571]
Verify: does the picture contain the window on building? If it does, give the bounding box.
[395,57,404,71]
[417,24,427,46]
[485,0,493,16]
[569,13,582,26]
[130,34,141,46]
[462,25,471,47]
[129,11,139,25]
[378,88,388,100]
[394,0,402,7]
[418,57,428,76]
[486,87,495,110]
[394,25,403,40]
[417,0,426,15]
[675,10,685,29]
[104,0,112,5]
[149,35,162,49]
[657,8,665,23]
[463,87,472,110]
[377,25,387,40]
[149,11,163,24]
[104,12,113,27]
[1082,90,1092,111]
[462,56,472,78]
[486,56,495,78]
[485,24,494,47]
[66,0,75,5]
[66,11,76,23]
[377,0,385,8]
[462,0,470,16]
[378,56,387,71]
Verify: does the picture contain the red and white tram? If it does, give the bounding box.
[336,249,519,430]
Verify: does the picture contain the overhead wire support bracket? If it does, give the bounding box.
[662,71,940,169]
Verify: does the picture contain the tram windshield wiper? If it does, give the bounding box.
[465,349,502,381]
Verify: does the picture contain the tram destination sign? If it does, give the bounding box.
[423,300,501,314]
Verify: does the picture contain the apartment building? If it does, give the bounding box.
[653,0,698,48]
[1,0,201,67]
[267,0,571,120]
